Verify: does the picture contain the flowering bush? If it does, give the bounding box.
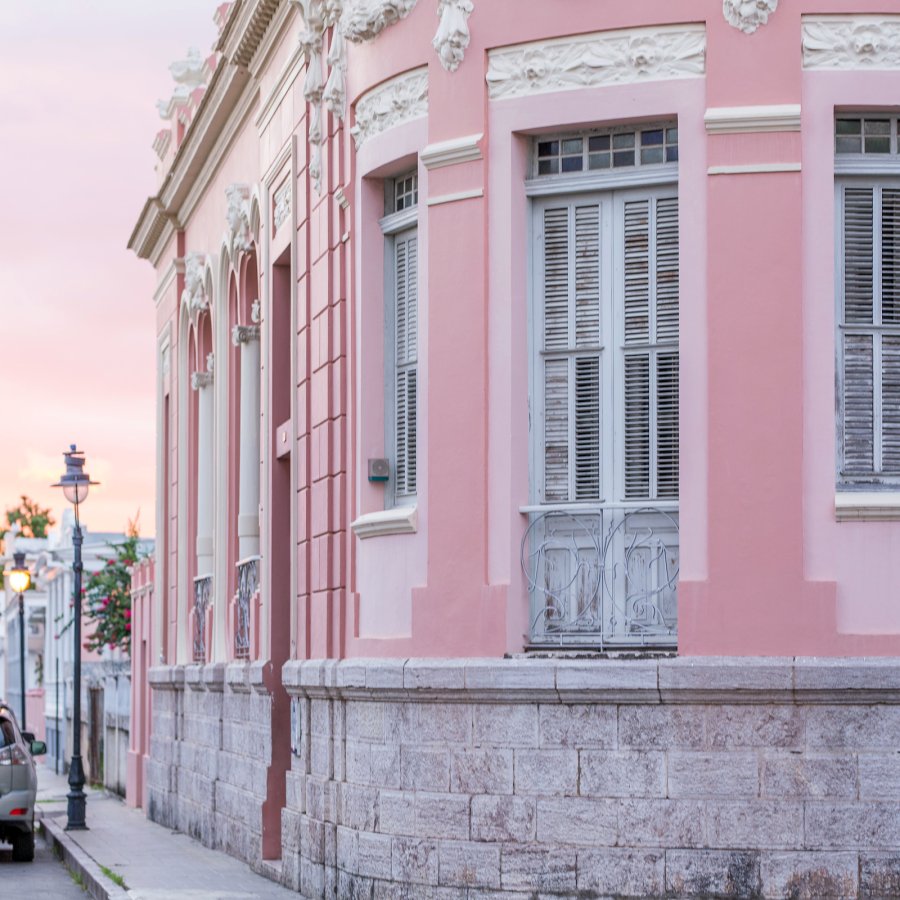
[55,520,143,656]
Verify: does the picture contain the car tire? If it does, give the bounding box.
[11,829,34,862]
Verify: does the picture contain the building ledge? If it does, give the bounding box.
[835,491,900,522]
[351,506,417,539]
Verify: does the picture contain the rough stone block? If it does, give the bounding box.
[501,844,577,893]
[301,857,326,899]
[471,795,536,843]
[514,749,578,795]
[415,704,472,744]
[668,752,759,798]
[439,840,501,888]
[538,703,616,749]
[346,701,385,742]
[464,659,557,692]
[401,747,450,792]
[415,793,470,840]
[338,869,374,899]
[554,660,658,700]
[378,790,416,836]
[807,706,900,750]
[860,853,900,899]
[392,836,439,885]
[761,752,857,800]
[536,797,617,846]
[580,750,665,798]
[370,744,402,789]
[619,705,705,749]
[336,825,359,874]
[617,799,705,847]
[859,752,900,800]
[404,659,467,691]
[761,851,858,899]
[473,705,538,747]
[666,849,761,897]
[705,800,804,849]
[706,705,804,750]
[341,784,378,831]
[450,749,513,795]
[805,802,900,849]
[358,831,393,880]
[577,848,665,897]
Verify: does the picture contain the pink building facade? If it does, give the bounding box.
[130,2,900,896]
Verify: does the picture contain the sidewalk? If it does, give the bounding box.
[36,765,299,899]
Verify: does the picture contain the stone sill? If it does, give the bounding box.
[281,656,900,705]
[835,491,900,521]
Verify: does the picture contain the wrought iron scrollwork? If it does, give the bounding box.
[522,506,678,648]
[192,575,212,662]
[234,556,259,659]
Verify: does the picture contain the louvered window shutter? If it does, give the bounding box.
[394,231,418,497]
[540,202,602,502]
[622,195,680,500]
[840,185,900,481]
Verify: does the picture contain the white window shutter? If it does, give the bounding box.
[540,202,602,502]
[394,231,418,497]
[622,195,679,500]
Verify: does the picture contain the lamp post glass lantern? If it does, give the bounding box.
[7,552,31,730]
[52,445,98,831]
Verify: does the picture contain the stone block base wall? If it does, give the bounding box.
[281,657,900,899]
[146,662,276,869]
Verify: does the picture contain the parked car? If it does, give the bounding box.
[0,704,46,862]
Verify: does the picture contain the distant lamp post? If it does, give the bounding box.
[52,445,98,831]
[7,551,31,730]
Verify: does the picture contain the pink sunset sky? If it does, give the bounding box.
[0,2,218,537]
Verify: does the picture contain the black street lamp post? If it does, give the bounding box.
[53,445,98,832]
[7,552,32,731]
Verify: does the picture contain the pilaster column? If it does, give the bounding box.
[233,322,261,559]
[191,354,215,576]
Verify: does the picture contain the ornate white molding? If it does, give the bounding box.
[704,104,801,134]
[274,182,292,231]
[232,324,261,345]
[433,0,473,72]
[181,252,208,314]
[351,506,417,539]
[226,183,252,254]
[802,16,900,70]
[341,0,418,43]
[157,47,210,120]
[191,353,215,391]
[723,0,778,35]
[421,132,482,169]
[351,67,428,149]
[486,25,706,101]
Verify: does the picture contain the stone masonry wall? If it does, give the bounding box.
[281,657,900,899]
[147,662,274,870]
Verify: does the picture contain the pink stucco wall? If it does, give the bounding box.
[139,1,900,667]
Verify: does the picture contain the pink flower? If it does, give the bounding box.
[124,609,131,620]
[125,622,131,632]
[102,597,110,607]
[106,559,115,567]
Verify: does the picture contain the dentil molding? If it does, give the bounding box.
[723,0,778,35]
[802,16,900,70]
[351,67,429,149]
[486,25,706,101]
[433,0,473,72]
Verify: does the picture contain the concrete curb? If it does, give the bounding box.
[40,814,129,900]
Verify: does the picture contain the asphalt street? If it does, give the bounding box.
[0,829,86,898]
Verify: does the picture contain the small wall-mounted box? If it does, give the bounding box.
[368,458,390,482]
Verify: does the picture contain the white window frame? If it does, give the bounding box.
[834,110,900,518]
[380,175,419,510]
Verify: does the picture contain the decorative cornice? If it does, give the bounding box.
[351,66,428,149]
[226,0,284,69]
[802,16,900,70]
[723,0,777,35]
[182,251,208,313]
[421,132,482,169]
[433,0,473,72]
[232,323,261,345]
[153,128,172,162]
[351,506,417,539]
[226,183,252,254]
[341,0,418,42]
[704,104,801,134]
[486,24,706,101]
[157,47,213,121]
[128,198,176,264]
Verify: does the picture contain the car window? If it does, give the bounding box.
[0,717,16,748]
